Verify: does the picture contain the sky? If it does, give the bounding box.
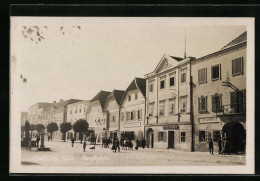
[10,17,247,113]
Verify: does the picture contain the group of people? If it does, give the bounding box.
[26,136,41,151]
[208,137,231,155]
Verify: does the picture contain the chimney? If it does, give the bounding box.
[60,99,64,102]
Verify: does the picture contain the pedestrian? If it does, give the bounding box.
[114,137,120,153]
[217,137,222,154]
[208,138,214,155]
[71,138,75,147]
[135,139,138,150]
[27,139,32,151]
[48,136,50,141]
[142,138,146,149]
[36,137,40,147]
[83,141,86,152]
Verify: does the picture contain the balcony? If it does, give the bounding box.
[216,103,246,116]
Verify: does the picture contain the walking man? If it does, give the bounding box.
[114,137,120,153]
[71,138,75,147]
[83,141,86,152]
[209,138,214,155]
[217,137,222,154]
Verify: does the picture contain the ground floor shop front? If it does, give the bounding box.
[194,115,246,153]
[144,123,192,151]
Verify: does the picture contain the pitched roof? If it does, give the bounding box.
[90,90,111,109]
[120,78,146,105]
[44,99,82,111]
[221,31,247,50]
[170,56,184,62]
[108,89,125,105]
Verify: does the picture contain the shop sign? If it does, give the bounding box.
[163,124,179,130]
[124,122,141,128]
[199,117,219,123]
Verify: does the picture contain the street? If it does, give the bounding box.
[21,139,246,167]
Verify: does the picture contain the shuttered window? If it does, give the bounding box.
[232,57,243,76]
[198,68,207,83]
[212,94,222,112]
[198,96,207,112]
[211,64,221,80]
[148,103,154,117]
[230,90,246,113]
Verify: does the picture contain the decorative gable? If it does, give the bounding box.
[154,55,181,74]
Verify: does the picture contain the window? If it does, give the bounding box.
[135,93,138,100]
[158,132,167,142]
[75,109,77,114]
[230,90,246,113]
[137,110,142,120]
[213,131,221,142]
[181,132,186,142]
[121,113,124,121]
[212,94,222,112]
[169,72,176,87]
[159,100,165,116]
[169,98,176,115]
[160,76,166,89]
[232,57,243,76]
[198,96,207,112]
[130,111,135,120]
[198,68,207,83]
[211,64,221,80]
[180,68,187,83]
[199,131,211,142]
[149,80,154,92]
[126,112,130,121]
[148,103,154,117]
[112,115,115,122]
[128,95,131,101]
[180,96,187,113]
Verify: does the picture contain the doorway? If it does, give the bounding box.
[168,131,174,149]
[146,128,154,148]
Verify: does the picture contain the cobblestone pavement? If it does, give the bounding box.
[21,140,245,167]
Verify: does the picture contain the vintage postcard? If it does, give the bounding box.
[10,17,254,174]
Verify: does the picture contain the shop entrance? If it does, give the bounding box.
[222,121,245,153]
[146,128,154,148]
[168,131,174,149]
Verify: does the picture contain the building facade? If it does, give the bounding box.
[104,90,125,139]
[28,102,51,125]
[120,78,146,141]
[21,112,28,125]
[192,32,247,153]
[144,54,195,151]
[66,100,90,140]
[88,91,111,143]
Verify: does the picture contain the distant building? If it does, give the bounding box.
[144,54,195,151]
[21,112,28,125]
[66,100,90,140]
[28,102,52,125]
[191,31,247,153]
[87,91,111,142]
[104,89,125,140]
[120,78,146,141]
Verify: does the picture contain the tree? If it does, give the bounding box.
[36,124,45,133]
[60,122,72,142]
[30,124,36,138]
[47,122,58,141]
[73,119,89,144]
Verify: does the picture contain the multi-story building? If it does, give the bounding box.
[28,102,51,125]
[104,90,125,139]
[66,100,90,140]
[40,99,82,139]
[120,78,146,141]
[192,31,247,153]
[144,54,195,151]
[88,90,111,143]
[21,112,28,125]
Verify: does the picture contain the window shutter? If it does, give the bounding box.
[133,111,136,120]
[241,57,244,74]
[198,97,201,112]
[219,64,221,80]
[140,110,142,119]
[232,59,235,75]
[211,66,213,80]
[205,96,208,111]
[212,96,216,111]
